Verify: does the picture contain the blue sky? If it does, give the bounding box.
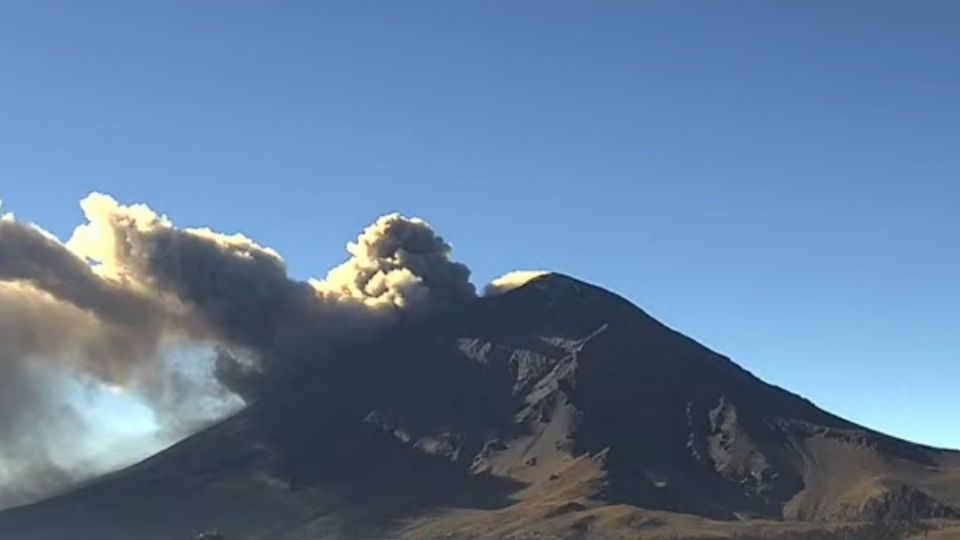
[1,2,958,449]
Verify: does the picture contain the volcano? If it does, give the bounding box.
[0,273,957,539]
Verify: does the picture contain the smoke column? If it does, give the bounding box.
[0,194,479,507]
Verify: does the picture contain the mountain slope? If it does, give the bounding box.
[0,273,957,539]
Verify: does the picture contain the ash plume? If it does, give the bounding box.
[0,194,478,507]
[484,270,548,296]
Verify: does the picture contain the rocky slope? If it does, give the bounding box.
[0,273,956,539]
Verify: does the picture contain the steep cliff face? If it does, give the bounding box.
[0,273,956,539]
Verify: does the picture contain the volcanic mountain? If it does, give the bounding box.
[0,273,957,539]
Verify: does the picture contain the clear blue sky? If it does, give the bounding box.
[1,1,958,449]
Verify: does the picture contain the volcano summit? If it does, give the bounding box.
[0,270,957,539]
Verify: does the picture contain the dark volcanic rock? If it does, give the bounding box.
[858,485,960,522]
[0,273,957,539]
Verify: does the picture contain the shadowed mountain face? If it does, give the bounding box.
[0,274,957,539]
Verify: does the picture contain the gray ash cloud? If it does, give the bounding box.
[0,193,480,507]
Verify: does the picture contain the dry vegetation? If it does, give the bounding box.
[729,522,934,540]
